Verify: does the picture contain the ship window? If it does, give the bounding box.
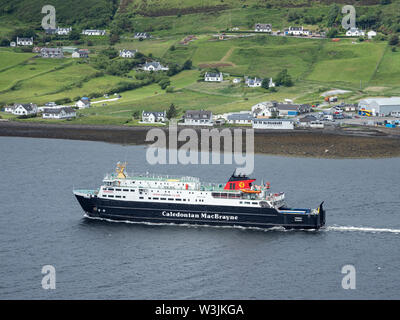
[123,189,129,191]
[153,197,159,200]
[148,197,151,200]
[239,201,243,204]
[183,199,186,201]
[168,198,173,201]
[176,198,181,201]
[245,202,250,204]
[116,195,121,198]
[116,189,121,191]
[130,189,135,192]
[108,195,114,198]
[139,197,144,199]
[160,198,166,200]
[123,196,126,199]
[107,188,114,191]
[252,202,258,205]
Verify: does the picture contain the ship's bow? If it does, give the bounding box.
[73,190,97,215]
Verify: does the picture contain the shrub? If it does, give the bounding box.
[389,34,399,46]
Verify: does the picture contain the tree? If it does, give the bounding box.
[159,78,171,90]
[166,103,178,119]
[0,38,9,46]
[109,33,120,45]
[132,111,140,119]
[68,29,81,41]
[326,28,339,38]
[99,47,118,59]
[261,78,270,90]
[169,45,175,51]
[183,59,192,70]
[274,69,293,87]
[167,64,180,76]
[327,4,340,27]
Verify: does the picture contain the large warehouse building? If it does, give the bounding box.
[358,97,400,116]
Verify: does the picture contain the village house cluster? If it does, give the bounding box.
[45,27,72,35]
[2,102,76,119]
[203,73,275,88]
[1,96,95,120]
[30,46,90,59]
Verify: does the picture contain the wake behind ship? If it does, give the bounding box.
[74,163,325,230]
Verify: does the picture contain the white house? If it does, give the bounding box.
[141,111,166,123]
[4,105,16,113]
[119,49,137,58]
[134,32,150,39]
[232,78,242,84]
[56,27,72,35]
[204,72,223,82]
[183,110,213,126]
[72,49,89,58]
[252,119,294,130]
[254,23,272,32]
[9,41,16,47]
[227,112,253,125]
[266,78,275,88]
[143,61,169,71]
[245,77,263,87]
[16,37,33,46]
[367,30,377,39]
[76,97,91,109]
[81,29,106,36]
[284,26,310,36]
[298,115,324,128]
[38,102,59,112]
[42,107,76,119]
[252,101,279,118]
[346,28,365,37]
[12,103,38,116]
[40,47,64,58]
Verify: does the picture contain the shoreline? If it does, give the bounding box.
[1,121,400,158]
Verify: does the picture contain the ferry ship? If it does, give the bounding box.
[74,163,326,230]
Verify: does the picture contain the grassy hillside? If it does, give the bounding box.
[0,0,118,28]
[1,1,400,125]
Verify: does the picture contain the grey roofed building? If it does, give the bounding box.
[275,103,311,113]
[134,32,150,39]
[45,28,57,35]
[254,23,272,32]
[40,47,64,58]
[227,113,253,122]
[42,106,75,114]
[184,110,212,119]
[143,61,169,71]
[358,97,400,116]
[299,115,317,122]
[18,103,36,112]
[119,49,137,58]
[12,103,38,115]
[205,72,220,78]
[142,111,165,118]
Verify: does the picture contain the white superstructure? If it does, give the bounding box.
[79,163,287,210]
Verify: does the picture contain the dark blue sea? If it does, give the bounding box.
[0,137,399,299]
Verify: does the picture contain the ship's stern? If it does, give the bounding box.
[280,201,326,230]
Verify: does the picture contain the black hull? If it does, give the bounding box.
[75,194,325,230]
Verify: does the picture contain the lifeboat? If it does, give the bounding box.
[240,189,261,194]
